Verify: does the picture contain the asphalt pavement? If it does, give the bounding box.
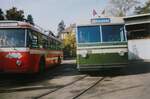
[0,60,150,99]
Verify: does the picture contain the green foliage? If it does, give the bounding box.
[26,14,34,25]
[135,0,150,14]
[6,7,24,21]
[0,8,4,20]
[107,0,139,16]
[0,7,35,23]
[63,31,76,58]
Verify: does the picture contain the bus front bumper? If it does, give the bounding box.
[77,63,128,71]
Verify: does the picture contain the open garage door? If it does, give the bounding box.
[124,14,150,61]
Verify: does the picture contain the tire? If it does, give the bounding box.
[39,57,46,73]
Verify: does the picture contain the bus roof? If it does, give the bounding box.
[77,17,124,27]
[0,20,61,43]
[0,20,43,32]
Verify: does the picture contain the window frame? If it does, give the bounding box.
[77,25,101,43]
[0,28,26,47]
[101,25,126,43]
[77,24,126,44]
[27,29,39,48]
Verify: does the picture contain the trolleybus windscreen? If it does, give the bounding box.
[102,25,125,42]
[0,29,25,47]
[77,26,101,43]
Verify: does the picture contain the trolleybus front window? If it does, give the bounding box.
[77,26,101,43]
[102,25,125,42]
[0,29,25,47]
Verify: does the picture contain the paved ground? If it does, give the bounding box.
[0,60,150,99]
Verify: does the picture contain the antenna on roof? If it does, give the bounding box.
[10,0,15,7]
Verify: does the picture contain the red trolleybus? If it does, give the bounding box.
[0,21,63,73]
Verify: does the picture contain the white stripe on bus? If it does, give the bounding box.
[30,50,62,54]
[77,45,127,50]
[46,57,58,61]
[0,48,62,54]
[77,48,128,55]
[0,48,29,52]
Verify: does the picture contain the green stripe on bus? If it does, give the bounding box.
[77,53,128,65]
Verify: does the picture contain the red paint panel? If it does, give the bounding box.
[0,51,39,73]
[0,49,63,73]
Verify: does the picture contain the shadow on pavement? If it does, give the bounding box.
[0,63,80,88]
[83,62,150,77]
[1,61,150,88]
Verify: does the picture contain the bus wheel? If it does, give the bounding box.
[39,57,46,73]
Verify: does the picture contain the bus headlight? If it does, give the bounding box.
[16,60,22,66]
[118,51,125,56]
[81,51,88,58]
[81,53,87,58]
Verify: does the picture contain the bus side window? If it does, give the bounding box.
[51,39,54,49]
[32,35,38,48]
[48,38,52,49]
[42,35,48,48]
[56,41,61,50]
[58,42,60,50]
[27,30,38,48]
[54,40,57,50]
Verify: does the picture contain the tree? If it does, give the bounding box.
[63,31,76,58]
[106,0,139,17]
[134,0,150,14]
[57,20,65,33]
[0,8,4,20]
[63,24,76,58]
[26,14,34,25]
[6,7,24,21]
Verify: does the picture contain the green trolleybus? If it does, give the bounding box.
[76,17,128,71]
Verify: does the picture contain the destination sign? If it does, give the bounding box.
[0,22,18,27]
[91,18,111,24]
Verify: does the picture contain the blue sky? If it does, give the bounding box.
[0,0,107,34]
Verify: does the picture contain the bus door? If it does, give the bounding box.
[126,23,150,61]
